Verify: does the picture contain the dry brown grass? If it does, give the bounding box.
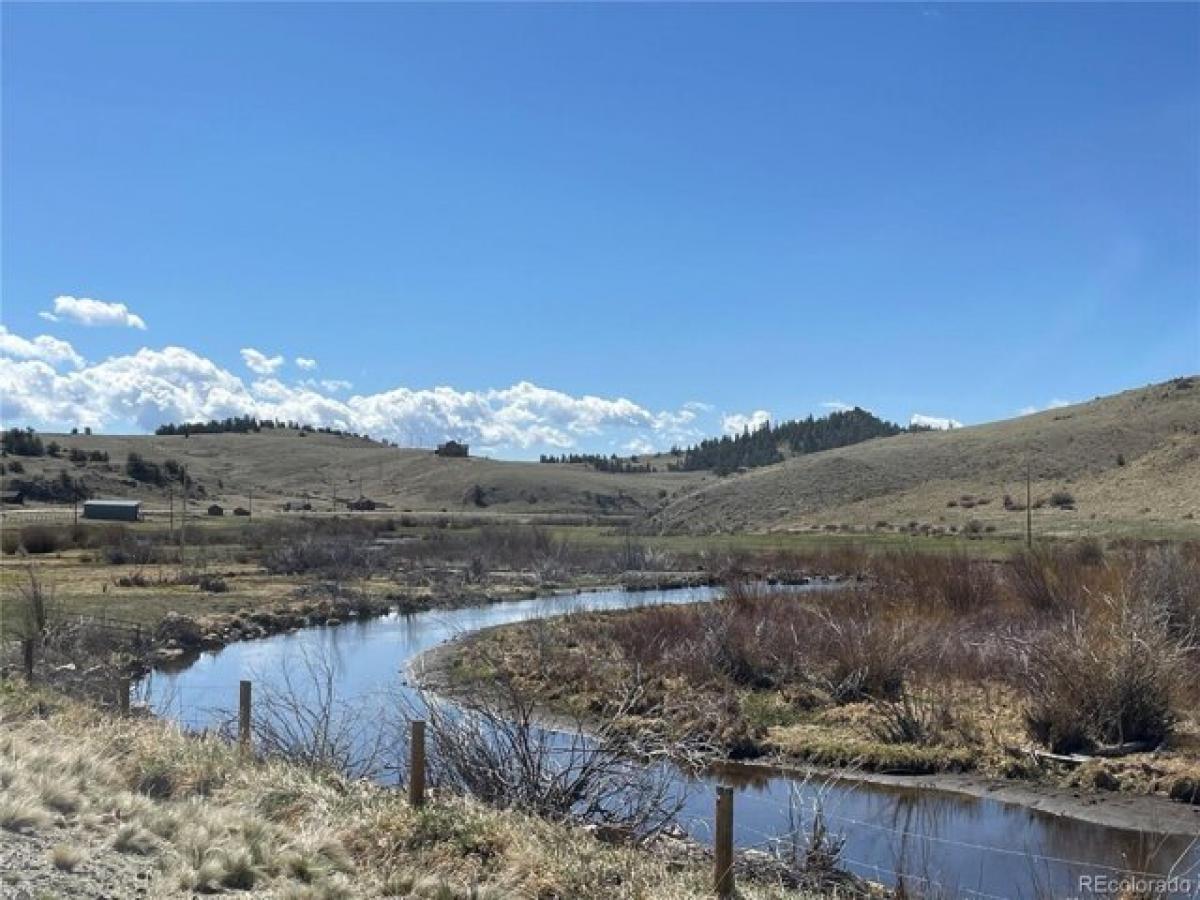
[1,426,702,522]
[653,378,1200,536]
[0,687,833,899]
[440,541,1200,788]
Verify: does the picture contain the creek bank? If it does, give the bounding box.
[141,568,763,671]
[415,620,1200,839]
[146,568,837,669]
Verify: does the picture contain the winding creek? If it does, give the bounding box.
[138,586,1200,898]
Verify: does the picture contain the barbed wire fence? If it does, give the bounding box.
[117,672,1200,900]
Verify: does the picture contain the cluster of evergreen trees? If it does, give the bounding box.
[6,471,90,503]
[539,453,654,474]
[67,447,109,465]
[155,415,278,435]
[674,407,910,475]
[125,452,191,488]
[2,428,45,456]
[154,416,388,444]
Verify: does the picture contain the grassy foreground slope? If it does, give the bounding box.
[9,430,704,520]
[0,689,823,900]
[652,377,1200,536]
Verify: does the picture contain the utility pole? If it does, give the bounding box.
[169,486,174,538]
[248,487,253,519]
[180,485,187,560]
[1025,453,1033,550]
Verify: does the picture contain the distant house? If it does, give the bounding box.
[0,490,24,505]
[83,499,142,521]
[435,440,469,458]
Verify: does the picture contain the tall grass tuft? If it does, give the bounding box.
[1022,592,1192,752]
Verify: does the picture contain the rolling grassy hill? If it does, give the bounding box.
[5,377,1197,538]
[650,377,1200,538]
[2,429,707,521]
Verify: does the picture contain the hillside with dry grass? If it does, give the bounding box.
[2,430,705,522]
[5,377,1197,537]
[651,377,1200,537]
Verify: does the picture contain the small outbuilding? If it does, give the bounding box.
[435,440,469,458]
[82,499,142,522]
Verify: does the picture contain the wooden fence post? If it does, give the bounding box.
[22,639,34,683]
[409,720,426,807]
[118,677,130,715]
[239,680,252,753]
[714,786,735,899]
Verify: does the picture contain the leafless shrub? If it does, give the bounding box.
[263,535,376,580]
[197,574,229,593]
[1073,537,1106,567]
[723,579,777,609]
[605,582,922,701]
[418,678,685,843]
[2,529,20,555]
[610,531,653,572]
[1132,545,1200,640]
[103,534,163,566]
[766,780,855,891]
[1007,546,1083,614]
[1049,490,1076,509]
[695,602,779,688]
[1020,592,1192,752]
[241,647,397,778]
[8,566,60,639]
[19,525,64,555]
[813,595,922,702]
[116,570,152,588]
[875,550,1000,614]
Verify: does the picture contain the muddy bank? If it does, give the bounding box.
[714,760,1200,837]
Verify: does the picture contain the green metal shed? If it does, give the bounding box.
[82,499,142,521]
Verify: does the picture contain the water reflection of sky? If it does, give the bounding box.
[139,587,1200,899]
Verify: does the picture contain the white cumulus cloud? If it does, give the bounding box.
[0,330,706,455]
[40,295,147,329]
[1017,398,1072,416]
[0,326,85,368]
[299,378,352,393]
[295,357,318,370]
[910,413,963,430]
[722,409,771,435]
[240,348,284,375]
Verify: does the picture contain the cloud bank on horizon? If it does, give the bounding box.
[0,320,971,456]
[0,324,708,454]
[910,413,963,430]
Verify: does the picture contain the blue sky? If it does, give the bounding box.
[2,3,1197,456]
